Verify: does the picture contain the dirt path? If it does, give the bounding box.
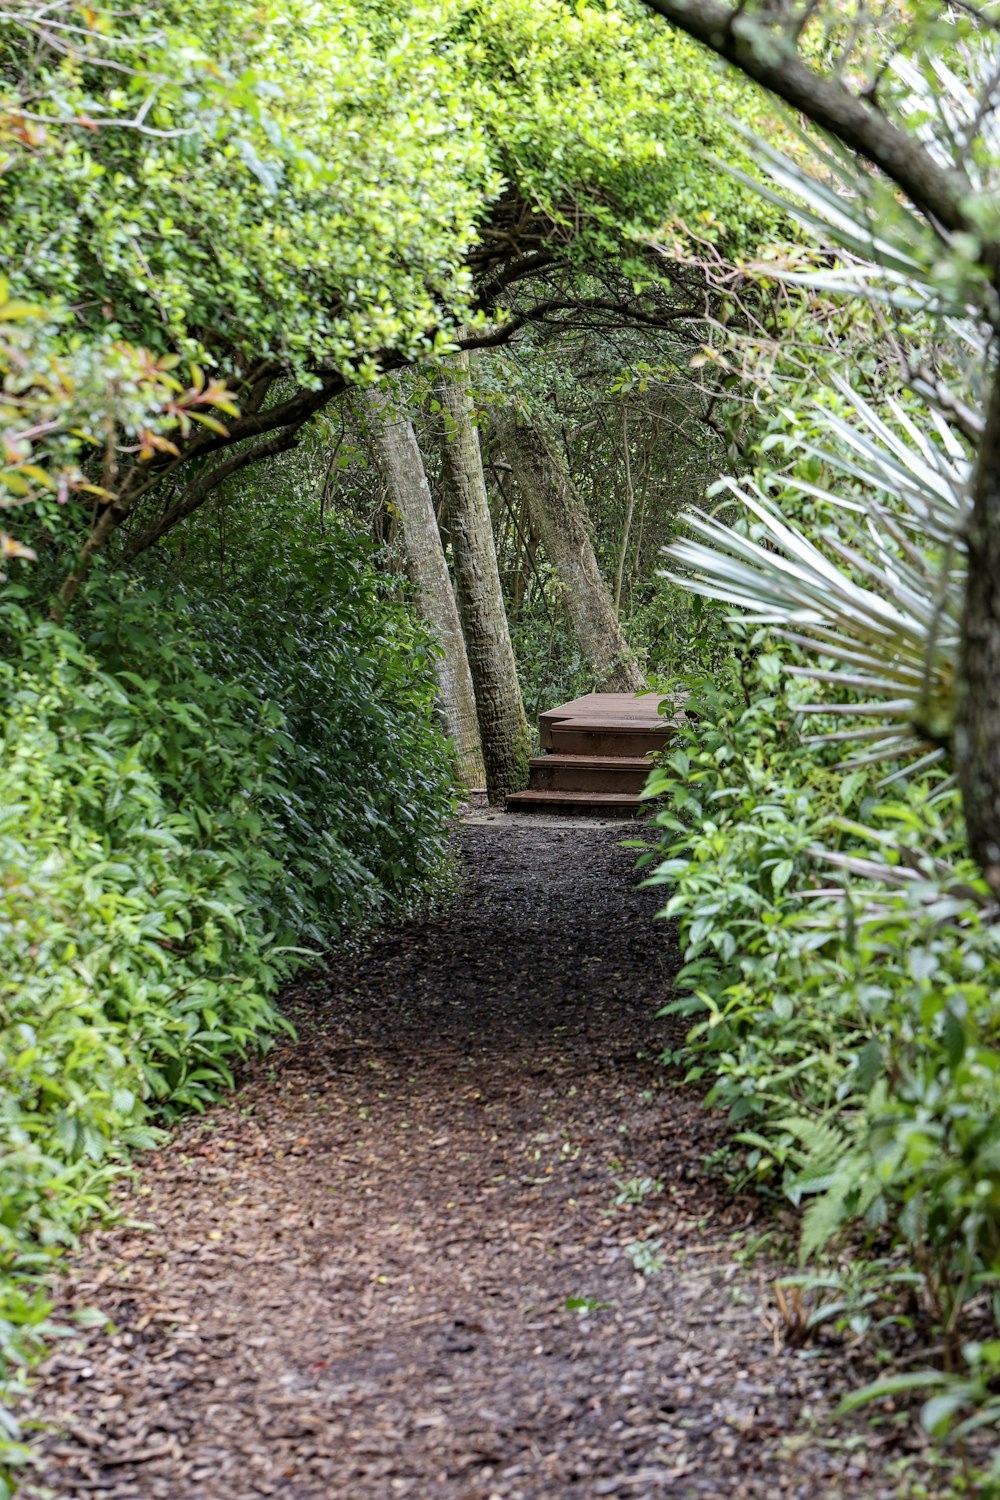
[23,818,911,1499]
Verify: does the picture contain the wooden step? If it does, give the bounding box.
[546,722,672,757]
[510,693,673,816]
[539,691,670,749]
[505,789,645,817]
[527,754,653,794]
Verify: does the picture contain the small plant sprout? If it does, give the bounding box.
[613,1175,664,1206]
[626,1239,667,1276]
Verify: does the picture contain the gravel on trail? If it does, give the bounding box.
[21,816,922,1499]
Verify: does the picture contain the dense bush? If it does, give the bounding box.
[0,523,455,1493]
[641,647,1000,1481]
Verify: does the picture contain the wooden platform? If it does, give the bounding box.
[507,693,673,816]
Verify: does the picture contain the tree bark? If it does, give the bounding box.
[367,388,486,791]
[435,353,530,803]
[957,359,1000,890]
[498,414,644,693]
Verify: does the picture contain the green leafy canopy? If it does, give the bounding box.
[1,0,773,377]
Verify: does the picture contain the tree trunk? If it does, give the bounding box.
[498,414,644,693]
[434,353,530,803]
[367,388,486,791]
[613,405,636,615]
[957,360,1000,890]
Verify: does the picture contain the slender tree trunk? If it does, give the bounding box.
[613,405,636,614]
[498,414,644,693]
[509,494,529,622]
[630,442,653,615]
[957,360,1000,890]
[435,353,530,803]
[493,464,549,626]
[51,500,123,621]
[367,388,486,791]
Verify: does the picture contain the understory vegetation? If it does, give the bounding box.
[637,38,1000,1488]
[0,488,454,1485]
[644,661,1000,1466]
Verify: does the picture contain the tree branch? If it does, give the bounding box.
[635,0,993,264]
[52,264,710,593]
[472,250,559,309]
[458,296,703,351]
[168,373,347,465]
[121,427,302,563]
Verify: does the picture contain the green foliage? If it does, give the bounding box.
[0,0,778,607]
[506,553,730,726]
[1,0,773,377]
[613,1175,663,1205]
[641,649,1000,1470]
[2,0,492,373]
[0,276,236,571]
[634,39,1000,1480]
[0,517,454,1492]
[510,604,595,728]
[625,1237,666,1275]
[107,546,456,945]
[660,113,984,776]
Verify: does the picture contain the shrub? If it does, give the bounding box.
[0,523,455,1493]
[641,648,1000,1479]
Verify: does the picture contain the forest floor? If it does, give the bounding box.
[21,816,929,1500]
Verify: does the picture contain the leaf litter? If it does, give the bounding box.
[20,817,929,1498]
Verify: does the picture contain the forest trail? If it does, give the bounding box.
[24,819,902,1500]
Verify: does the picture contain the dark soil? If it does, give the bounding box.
[22,817,921,1499]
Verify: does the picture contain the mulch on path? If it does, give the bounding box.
[22,816,922,1499]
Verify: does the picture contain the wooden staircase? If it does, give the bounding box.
[506,692,673,816]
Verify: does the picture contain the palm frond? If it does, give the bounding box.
[662,390,966,767]
[659,54,994,774]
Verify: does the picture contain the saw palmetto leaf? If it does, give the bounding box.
[661,52,995,775]
[663,403,965,766]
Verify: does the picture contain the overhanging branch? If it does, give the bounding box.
[122,426,303,563]
[636,0,990,262]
